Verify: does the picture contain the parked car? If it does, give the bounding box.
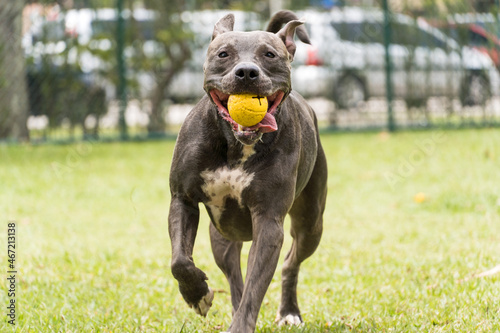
[453,24,500,69]
[427,19,500,70]
[25,8,157,70]
[292,8,500,108]
[24,8,262,103]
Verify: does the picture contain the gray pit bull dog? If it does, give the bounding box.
[168,10,327,333]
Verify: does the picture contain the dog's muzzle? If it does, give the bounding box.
[209,89,285,145]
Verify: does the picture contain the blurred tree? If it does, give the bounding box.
[24,0,196,136]
[475,0,497,12]
[142,0,194,134]
[441,0,474,13]
[191,0,265,11]
[23,2,108,139]
[71,0,117,9]
[0,1,30,141]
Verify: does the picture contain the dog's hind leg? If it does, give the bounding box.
[277,147,327,326]
[209,223,244,316]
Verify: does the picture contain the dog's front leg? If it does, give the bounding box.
[228,214,285,333]
[169,196,214,316]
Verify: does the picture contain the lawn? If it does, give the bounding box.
[1,129,499,332]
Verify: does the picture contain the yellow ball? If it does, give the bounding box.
[228,94,268,127]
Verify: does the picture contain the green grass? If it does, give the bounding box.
[1,129,499,332]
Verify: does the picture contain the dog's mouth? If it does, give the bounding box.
[209,90,285,138]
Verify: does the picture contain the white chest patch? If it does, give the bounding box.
[200,166,254,224]
[240,144,255,164]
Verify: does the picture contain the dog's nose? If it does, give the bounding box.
[234,63,260,81]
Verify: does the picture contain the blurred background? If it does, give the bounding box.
[1,0,500,143]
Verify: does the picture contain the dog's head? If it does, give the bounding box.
[204,11,310,145]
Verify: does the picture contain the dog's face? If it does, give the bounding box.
[203,14,304,145]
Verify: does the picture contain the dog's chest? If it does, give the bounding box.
[200,145,255,226]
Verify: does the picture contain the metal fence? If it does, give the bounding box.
[1,0,500,143]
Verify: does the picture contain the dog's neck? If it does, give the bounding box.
[219,119,283,167]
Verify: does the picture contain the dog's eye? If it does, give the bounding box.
[265,52,275,58]
[218,51,229,58]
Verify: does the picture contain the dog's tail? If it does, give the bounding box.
[266,10,311,45]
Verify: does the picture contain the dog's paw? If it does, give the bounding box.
[191,288,214,317]
[276,314,303,327]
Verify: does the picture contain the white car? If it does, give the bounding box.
[25,8,156,71]
[292,8,500,108]
[24,8,261,102]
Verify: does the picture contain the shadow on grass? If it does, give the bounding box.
[255,320,378,333]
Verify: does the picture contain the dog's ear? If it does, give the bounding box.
[212,14,235,41]
[267,10,310,45]
[276,20,309,58]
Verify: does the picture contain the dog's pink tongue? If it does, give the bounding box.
[254,113,277,133]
